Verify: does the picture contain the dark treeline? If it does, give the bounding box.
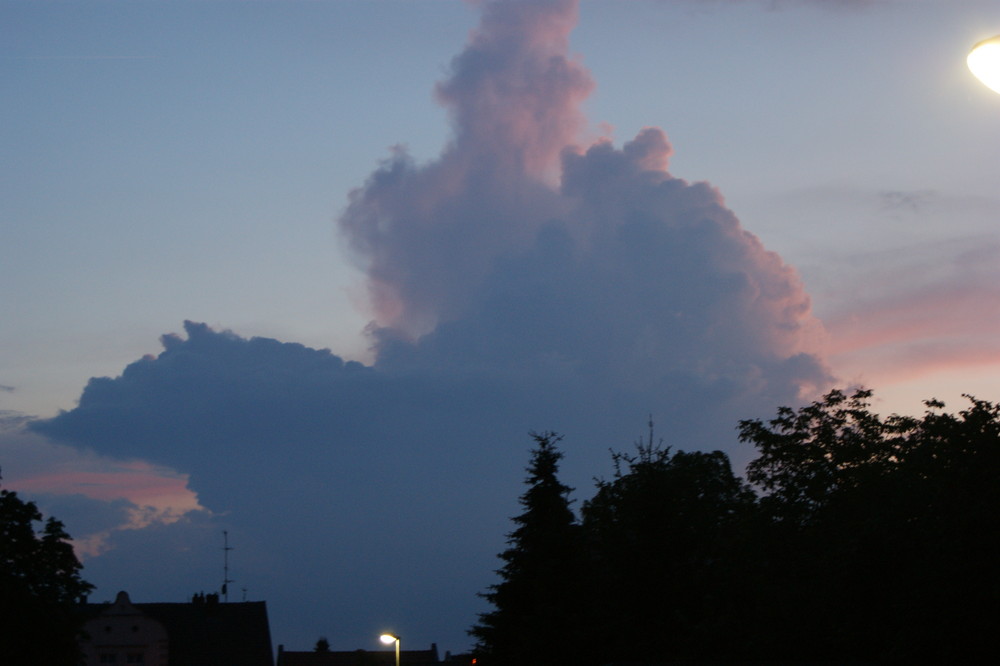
[469,389,1000,664]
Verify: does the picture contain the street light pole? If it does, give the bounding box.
[380,633,400,666]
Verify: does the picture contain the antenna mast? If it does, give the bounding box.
[222,530,234,603]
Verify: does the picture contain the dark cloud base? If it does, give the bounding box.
[29,309,823,650]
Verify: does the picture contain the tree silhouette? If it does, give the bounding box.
[472,394,1000,662]
[739,389,1000,661]
[581,426,756,663]
[469,432,583,665]
[1,471,93,665]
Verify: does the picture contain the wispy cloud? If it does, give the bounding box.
[825,256,1000,384]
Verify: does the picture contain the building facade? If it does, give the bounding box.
[80,590,274,666]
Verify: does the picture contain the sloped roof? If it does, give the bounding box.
[83,595,274,666]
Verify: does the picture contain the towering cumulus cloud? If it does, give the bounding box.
[20,0,833,652]
[342,0,592,339]
[341,0,830,410]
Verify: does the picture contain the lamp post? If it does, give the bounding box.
[380,633,400,666]
[969,35,1000,94]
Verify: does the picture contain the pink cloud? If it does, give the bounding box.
[826,280,1000,385]
[0,421,206,557]
[435,0,593,180]
[13,466,199,512]
[339,0,832,411]
[341,0,595,339]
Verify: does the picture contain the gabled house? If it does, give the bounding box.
[80,590,274,666]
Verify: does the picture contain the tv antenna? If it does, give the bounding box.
[222,530,235,603]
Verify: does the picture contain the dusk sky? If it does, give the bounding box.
[4,0,1000,656]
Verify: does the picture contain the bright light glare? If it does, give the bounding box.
[968,35,1000,95]
[380,634,398,645]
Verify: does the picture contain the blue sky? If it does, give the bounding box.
[4,0,1000,656]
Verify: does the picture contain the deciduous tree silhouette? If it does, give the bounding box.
[739,389,1000,661]
[1,470,93,665]
[581,425,756,663]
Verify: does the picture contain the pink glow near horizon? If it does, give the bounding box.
[825,281,1000,388]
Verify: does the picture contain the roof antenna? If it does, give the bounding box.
[222,530,235,603]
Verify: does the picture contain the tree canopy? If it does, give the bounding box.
[739,388,1000,661]
[474,390,1000,663]
[1,471,93,665]
[580,430,757,663]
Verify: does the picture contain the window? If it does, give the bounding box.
[99,654,117,664]
[126,653,145,664]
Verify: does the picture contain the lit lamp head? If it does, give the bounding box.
[968,35,1000,95]
[380,634,399,645]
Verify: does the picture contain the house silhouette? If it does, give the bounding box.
[80,590,274,666]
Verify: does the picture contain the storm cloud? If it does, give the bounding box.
[340,0,830,404]
[19,0,832,653]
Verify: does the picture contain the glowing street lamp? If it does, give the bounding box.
[380,633,400,666]
[968,35,1000,95]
